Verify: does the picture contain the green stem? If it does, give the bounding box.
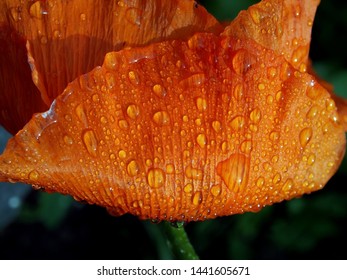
[160,221,199,260]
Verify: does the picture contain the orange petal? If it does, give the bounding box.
[0,31,345,221]
[224,0,319,71]
[0,0,222,133]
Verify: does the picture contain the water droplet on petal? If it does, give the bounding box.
[216,153,250,192]
[63,135,73,145]
[125,7,142,26]
[152,111,170,126]
[249,108,261,124]
[166,164,175,174]
[28,170,39,180]
[229,115,245,131]
[118,119,129,129]
[249,6,261,24]
[210,185,221,197]
[282,178,294,193]
[126,104,140,119]
[233,83,243,100]
[118,150,127,159]
[307,154,316,166]
[192,191,202,206]
[185,165,203,180]
[240,140,252,154]
[82,129,98,157]
[212,120,222,133]
[127,160,140,176]
[128,70,140,85]
[152,84,166,97]
[269,131,280,141]
[196,134,207,148]
[196,97,207,112]
[184,183,193,193]
[306,106,319,119]
[147,169,165,188]
[29,1,47,19]
[299,127,313,148]
[306,80,322,100]
[180,73,206,87]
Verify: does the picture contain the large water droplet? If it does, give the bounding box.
[232,50,251,75]
[152,111,170,126]
[184,183,193,193]
[229,115,245,131]
[306,106,319,119]
[212,120,222,133]
[196,134,207,148]
[125,7,142,26]
[192,191,202,206]
[306,80,321,100]
[282,178,294,193]
[179,73,205,87]
[249,108,261,124]
[28,170,39,180]
[210,185,221,197]
[82,129,98,157]
[29,1,47,19]
[196,97,207,112]
[185,165,203,180]
[216,153,250,192]
[126,104,140,119]
[128,70,140,85]
[127,160,140,176]
[240,140,252,154]
[118,150,127,159]
[152,84,166,98]
[147,168,165,188]
[233,83,243,100]
[299,127,313,148]
[75,104,88,126]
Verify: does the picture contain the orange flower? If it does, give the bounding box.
[0,0,346,221]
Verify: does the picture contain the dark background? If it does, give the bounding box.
[1,0,347,259]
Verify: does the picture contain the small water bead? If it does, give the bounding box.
[272,173,281,184]
[282,178,294,193]
[249,6,261,24]
[299,127,313,148]
[127,160,140,176]
[75,104,88,126]
[147,169,165,188]
[192,191,203,206]
[306,80,321,100]
[196,134,207,148]
[126,104,140,119]
[307,154,316,166]
[269,131,280,141]
[258,83,265,91]
[180,73,206,87]
[256,177,265,187]
[80,13,86,21]
[82,129,98,157]
[92,94,100,102]
[152,111,170,126]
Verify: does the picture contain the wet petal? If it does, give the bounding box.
[224,0,319,70]
[0,31,345,221]
[0,0,222,133]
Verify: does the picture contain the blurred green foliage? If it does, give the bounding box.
[1,0,347,260]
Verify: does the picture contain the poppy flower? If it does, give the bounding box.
[0,0,346,221]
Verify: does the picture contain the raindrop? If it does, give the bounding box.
[216,153,250,192]
[147,168,166,188]
[152,111,170,125]
[212,120,222,133]
[126,104,140,119]
[128,70,140,85]
[82,129,98,157]
[28,170,39,180]
[127,160,140,176]
[152,84,166,98]
[192,191,202,206]
[210,185,221,197]
[299,127,313,148]
[29,1,47,19]
[125,7,142,26]
[184,183,193,193]
[63,135,73,145]
[196,97,207,112]
[249,108,261,124]
[229,115,245,131]
[196,134,207,149]
[185,165,203,180]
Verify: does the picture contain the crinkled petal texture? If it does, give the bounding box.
[0,32,345,221]
[0,0,222,134]
[0,0,346,221]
